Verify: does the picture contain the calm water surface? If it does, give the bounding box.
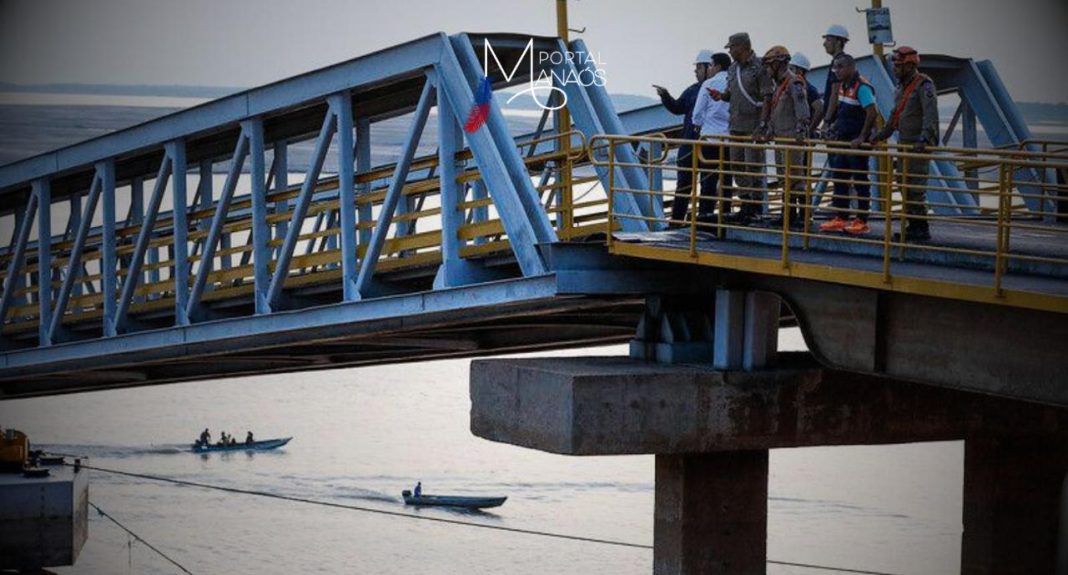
[1,335,963,574]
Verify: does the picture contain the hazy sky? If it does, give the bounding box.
[1,0,1066,103]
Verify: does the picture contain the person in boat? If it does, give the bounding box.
[218,432,229,447]
[199,428,211,446]
[414,481,422,498]
[245,431,254,444]
[229,436,237,446]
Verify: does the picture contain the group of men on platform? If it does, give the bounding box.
[655,25,938,242]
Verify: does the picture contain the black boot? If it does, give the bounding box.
[768,207,803,230]
[908,220,931,241]
[724,203,758,226]
[893,220,931,243]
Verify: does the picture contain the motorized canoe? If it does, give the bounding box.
[192,437,291,453]
[401,489,507,509]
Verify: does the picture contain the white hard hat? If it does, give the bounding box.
[694,49,714,65]
[824,24,850,41]
[790,52,812,71]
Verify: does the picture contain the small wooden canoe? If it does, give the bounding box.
[192,437,291,453]
[402,490,506,509]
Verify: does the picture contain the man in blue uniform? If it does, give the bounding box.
[820,54,878,235]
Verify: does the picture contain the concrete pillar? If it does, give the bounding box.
[962,435,1068,574]
[1060,472,1068,575]
[654,452,769,575]
[657,288,776,574]
[714,289,779,370]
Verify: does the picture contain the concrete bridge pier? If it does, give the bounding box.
[470,288,1068,574]
[646,289,780,573]
[653,450,768,573]
[962,435,1068,574]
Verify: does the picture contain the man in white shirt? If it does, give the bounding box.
[684,52,732,223]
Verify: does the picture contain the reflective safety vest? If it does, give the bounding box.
[835,75,873,139]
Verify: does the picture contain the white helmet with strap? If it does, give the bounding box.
[790,52,812,72]
[823,24,850,41]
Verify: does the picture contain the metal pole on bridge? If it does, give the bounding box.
[556,0,574,233]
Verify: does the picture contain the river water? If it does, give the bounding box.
[1,333,964,575]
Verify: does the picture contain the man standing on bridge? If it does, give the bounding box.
[762,46,810,229]
[819,54,878,235]
[710,32,774,226]
[653,51,716,226]
[811,24,851,133]
[870,46,939,242]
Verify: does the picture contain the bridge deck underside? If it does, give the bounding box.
[0,285,644,399]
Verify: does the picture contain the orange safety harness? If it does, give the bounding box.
[770,75,799,111]
[889,73,928,130]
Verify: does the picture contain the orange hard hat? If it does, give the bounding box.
[762,45,791,63]
[891,46,921,66]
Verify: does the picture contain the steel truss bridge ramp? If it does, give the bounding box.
[0,33,1065,406]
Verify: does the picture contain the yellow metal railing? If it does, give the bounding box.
[0,130,604,335]
[593,133,1068,313]
[5,128,1067,338]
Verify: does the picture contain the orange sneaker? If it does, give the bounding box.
[844,218,870,235]
[819,216,847,232]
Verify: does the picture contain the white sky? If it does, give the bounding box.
[1,0,1066,103]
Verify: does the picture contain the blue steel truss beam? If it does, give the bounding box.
[127,177,143,228]
[0,193,38,330]
[115,152,173,333]
[99,160,117,337]
[970,60,1049,213]
[166,140,190,326]
[245,118,272,315]
[548,40,646,232]
[330,91,359,301]
[0,274,561,376]
[266,106,337,310]
[34,179,52,346]
[451,34,557,246]
[356,117,372,246]
[353,75,434,298]
[570,39,657,221]
[188,128,250,315]
[0,34,447,194]
[273,141,289,255]
[432,84,504,289]
[436,41,549,276]
[47,171,103,342]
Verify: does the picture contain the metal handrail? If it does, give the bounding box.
[591,133,1068,314]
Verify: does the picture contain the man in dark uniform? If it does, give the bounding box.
[762,46,811,229]
[870,46,939,242]
[710,32,775,225]
[654,50,716,225]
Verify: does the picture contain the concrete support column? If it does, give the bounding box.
[656,288,776,574]
[962,435,1068,574]
[654,451,769,575]
[714,289,779,370]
